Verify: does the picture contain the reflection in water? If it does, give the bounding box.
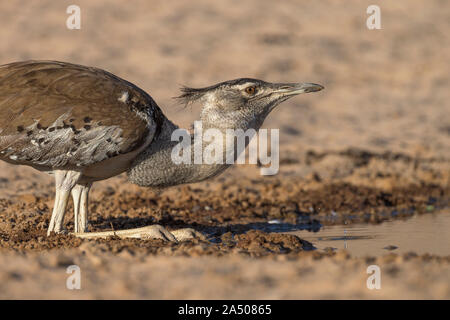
[288,211,450,257]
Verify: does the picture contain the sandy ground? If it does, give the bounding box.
[0,0,449,299]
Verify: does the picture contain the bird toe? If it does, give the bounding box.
[138,224,177,241]
[170,228,206,242]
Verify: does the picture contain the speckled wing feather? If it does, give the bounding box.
[0,60,164,169]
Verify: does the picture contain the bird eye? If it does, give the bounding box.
[244,86,257,95]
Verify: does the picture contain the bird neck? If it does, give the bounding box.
[127,116,245,189]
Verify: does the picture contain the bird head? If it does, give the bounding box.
[177,78,324,130]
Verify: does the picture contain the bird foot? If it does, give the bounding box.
[73,225,205,242]
[171,228,206,241]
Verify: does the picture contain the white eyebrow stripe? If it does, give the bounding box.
[233,83,256,90]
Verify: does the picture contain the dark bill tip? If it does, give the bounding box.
[298,83,324,93]
[274,82,324,96]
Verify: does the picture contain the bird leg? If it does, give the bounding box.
[48,172,204,241]
[71,182,92,233]
[74,225,204,242]
[66,178,203,242]
[47,170,82,235]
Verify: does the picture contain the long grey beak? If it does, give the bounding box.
[274,82,324,96]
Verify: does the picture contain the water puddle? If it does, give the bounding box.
[288,211,450,257]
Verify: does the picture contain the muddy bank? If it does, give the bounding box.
[0,177,448,254]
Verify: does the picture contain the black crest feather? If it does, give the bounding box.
[175,86,208,107]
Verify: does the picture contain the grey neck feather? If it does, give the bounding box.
[127,103,265,189]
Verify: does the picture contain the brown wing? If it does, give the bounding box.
[0,60,163,169]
